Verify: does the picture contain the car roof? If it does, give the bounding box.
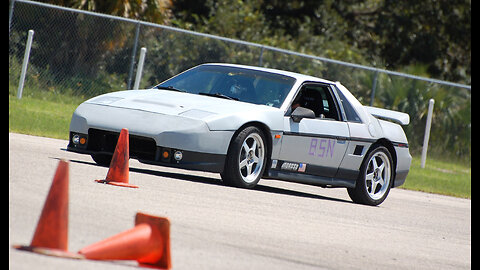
[201,63,336,85]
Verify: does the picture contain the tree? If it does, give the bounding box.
[330,0,471,84]
[36,0,173,24]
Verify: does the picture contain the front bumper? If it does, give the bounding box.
[69,103,234,155]
[67,129,226,173]
[68,103,233,173]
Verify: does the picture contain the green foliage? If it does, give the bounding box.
[172,0,470,84]
[36,0,172,24]
[9,0,470,161]
[168,0,470,162]
[9,54,126,99]
[374,65,471,160]
[373,0,471,84]
[403,156,471,198]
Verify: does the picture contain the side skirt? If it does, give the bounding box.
[266,169,356,188]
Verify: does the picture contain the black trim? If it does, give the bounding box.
[349,137,376,143]
[353,145,364,156]
[335,168,359,181]
[268,157,409,189]
[282,132,409,148]
[267,170,356,188]
[283,131,347,141]
[273,160,337,177]
[67,130,226,173]
[268,160,358,188]
[138,149,225,173]
[67,144,225,173]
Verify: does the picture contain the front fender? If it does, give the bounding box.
[204,109,284,132]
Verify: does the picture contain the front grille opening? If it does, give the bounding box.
[88,128,156,161]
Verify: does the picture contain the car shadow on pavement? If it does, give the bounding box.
[64,157,224,186]
[64,157,352,204]
[130,166,225,186]
[254,184,352,204]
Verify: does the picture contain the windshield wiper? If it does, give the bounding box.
[198,92,238,101]
[154,85,186,92]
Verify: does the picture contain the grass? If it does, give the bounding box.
[9,92,471,199]
[9,95,81,140]
[401,156,471,199]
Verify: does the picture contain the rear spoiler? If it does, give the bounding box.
[364,106,410,125]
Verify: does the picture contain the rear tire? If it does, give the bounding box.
[221,126,267,188]
[347,145,393,206]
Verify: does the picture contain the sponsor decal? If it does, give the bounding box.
[308,138,335,158]
[280,162,307,173]
[298,163,306,172]
[271,159,278,169]
[281,162,299,171]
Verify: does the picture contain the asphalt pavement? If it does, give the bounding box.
[9,133,471,269]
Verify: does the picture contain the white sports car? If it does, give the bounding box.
[68,63,411,205]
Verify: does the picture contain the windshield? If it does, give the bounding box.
[154,65,296,108]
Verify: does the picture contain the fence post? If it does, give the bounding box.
[9,0,15,35]
[421,99,435,168]
[17,29,34,99]
[133,47,147,90]
[258,46,264,67]
[127,22,141,90]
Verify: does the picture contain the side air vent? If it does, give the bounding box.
[353,145,364,156]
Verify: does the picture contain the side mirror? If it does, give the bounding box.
[291,107,315,122]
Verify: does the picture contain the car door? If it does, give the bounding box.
[277,83,350,178]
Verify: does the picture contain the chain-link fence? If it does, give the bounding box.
[9,0,471,162]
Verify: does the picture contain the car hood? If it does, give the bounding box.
[84,89,283,130]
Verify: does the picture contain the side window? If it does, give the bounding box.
[335,87,362,123]
[290,84,340,121]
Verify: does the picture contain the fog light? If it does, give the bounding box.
[160,148,171,163]
[72,134,80,145]
[174,151,183,161]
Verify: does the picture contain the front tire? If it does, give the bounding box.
[91,154,112,167]
[222,126,267,188]
[347,145,393,206]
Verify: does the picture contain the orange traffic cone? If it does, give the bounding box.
[13,160,82,259]
[95,128,138,188]
[78,212,171,269]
